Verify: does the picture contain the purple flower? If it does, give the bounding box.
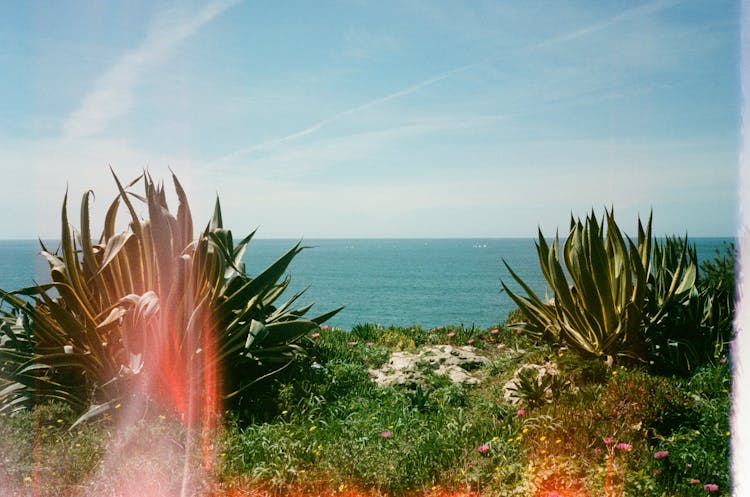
[477,444,490,454]
[653,451,669,459]
[615,442,632,451]
[704,483,719,492]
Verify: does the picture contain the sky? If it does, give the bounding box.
[0,0,741,239]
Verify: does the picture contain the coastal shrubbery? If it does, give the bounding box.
[0,184,733,496]
[502,210,733,375]
[0,171,339,424]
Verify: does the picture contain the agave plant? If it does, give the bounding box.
[0,170,340,424]
[646,237,733,375]
[502,210,696,364]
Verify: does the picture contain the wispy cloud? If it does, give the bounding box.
[522,0,682,51]
[62,0,240,140]
[214,59,486,163]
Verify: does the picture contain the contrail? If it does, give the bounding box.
[214,59,485,162]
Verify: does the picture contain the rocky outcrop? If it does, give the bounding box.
[369,345,490,388]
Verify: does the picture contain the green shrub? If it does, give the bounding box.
[0,171,340,424]
[503,210,696,367]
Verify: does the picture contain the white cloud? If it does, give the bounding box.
[62,0,240,140]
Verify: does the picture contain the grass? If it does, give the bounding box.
[0,322,731,497]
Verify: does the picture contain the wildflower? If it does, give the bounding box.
[467,338,475,345]
[653,451,669,459]
[281,410,288,415]
[653,469,662,475]
[311,333,320,339]
[720,357,727,364]
[320,325,329,330]
[56,419,63,424]
[347,341,357,346]
[477,444,490,454]
[688,478,701,485]
[603,437,613,445]
[309,426,317,432]
[615,443,632,451]
[490,329,499,335]
[366,342,374,347]
[593,448,602,455]
[517,408,526,416]
[23,476,32,483]
[539,436,546,442]
[555,439,562,444]
[540,449,547,454]
[380,431,392,438]
[515,329,523,334]
[447,332,456,338]
[522,428,529,434]
[704,483,719,492]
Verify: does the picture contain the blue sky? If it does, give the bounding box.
[0,0,740,238]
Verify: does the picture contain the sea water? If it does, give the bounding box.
[0,238,733,330]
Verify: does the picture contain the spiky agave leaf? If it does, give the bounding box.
[0,170,341,423]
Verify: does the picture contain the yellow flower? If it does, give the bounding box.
[515,435,522,441]
[539,436,546,442]
[309,426,317,432]
[541,449,547,454]
[492,436,499,442]
[23,476,32,483]
[726,431,731,436]
[612,371,617,376]
[56,419,63,424]
[522,428,528,434]
[281,410,288,415]
[507,437,514,442]
[555,439,562,444]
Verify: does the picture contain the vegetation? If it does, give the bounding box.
[0,185,733,497]
[501,210,732,375]
[0,171,340,425]
[0,324,731,497]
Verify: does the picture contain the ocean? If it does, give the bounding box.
[0,238,733,330]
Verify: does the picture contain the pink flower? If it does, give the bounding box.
[704,483,719,492]
[653,469,662,475]
[615,443,632,451]
[311,333,320,339]
[515,329,523,334]
[477,444,490,454]
[603,437,613,445]
[380,431,392,438]
[654,451,669,459]
[593,448,602,455]
[688,478,701,485]
[490,329,499,335]
[320,325,329,330]
[347,341,357,346]
[517,409,526,416]
[447,332,455,338]
[366,342,374,347]
[467,338,475,345]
